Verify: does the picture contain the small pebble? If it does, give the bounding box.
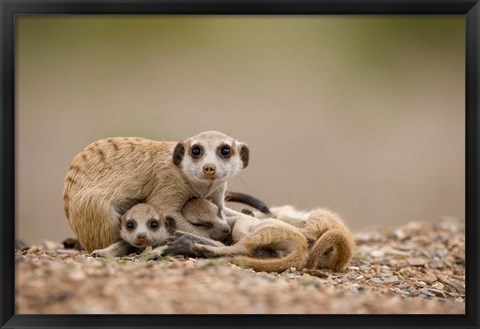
[382,276,400,284]
[429,259,444,269]
[432,282,444,290]
[407,258,426,266]
[418,288,436,297]
[369,278,384,284]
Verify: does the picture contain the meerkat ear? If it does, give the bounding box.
[119,212,127,223]
[238,142,249,169]
[172,142,185,167]
[165,216,176,234]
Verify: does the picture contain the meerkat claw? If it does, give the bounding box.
[91,250,109,258]
[146,252,163,261]
[193,243,218,258]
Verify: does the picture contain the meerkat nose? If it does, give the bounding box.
[203,164,216,176]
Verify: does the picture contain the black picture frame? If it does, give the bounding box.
[1,1,478,328]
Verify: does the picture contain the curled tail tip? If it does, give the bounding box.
[308,230,355,271]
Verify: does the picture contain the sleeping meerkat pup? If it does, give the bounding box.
[165,200,309,273]
[63,131,249,252]
[180,197,232,243]
[253,206,355,271]
[91,203,176,258]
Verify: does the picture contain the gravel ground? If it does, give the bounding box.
[16,217,465,314]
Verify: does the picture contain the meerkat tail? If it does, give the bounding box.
[229,246,309,273]
[306,228,355,271]
[229,224,309,273]
[224,191,271,214]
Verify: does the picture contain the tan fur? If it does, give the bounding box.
[194,211,309,273]
[268,206,355,271]
[63,131,248,252]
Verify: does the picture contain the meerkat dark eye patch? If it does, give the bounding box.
[218,144,231,158]
[126,220,136,230]
[149,220,159,229]
[165,216,176,234]
[190,144,203,158]
[173,142,185,167]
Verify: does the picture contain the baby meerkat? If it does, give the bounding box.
[166,200,310,273]
[254,206,355,271]
[63,131,249,252]
[198,213,310,273]
[91,203,176,258]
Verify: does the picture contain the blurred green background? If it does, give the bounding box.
[16,16,465,244]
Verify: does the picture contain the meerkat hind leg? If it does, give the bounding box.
[194,242,248,258]
[162,232,225,258]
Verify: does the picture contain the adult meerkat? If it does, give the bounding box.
[253,206,355,271]
[91,203,176,258]
[63,131,249,252]
[166,200,310,273]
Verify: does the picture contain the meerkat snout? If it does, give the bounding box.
[203,164,216,177]
[135,233,148,246]
[211,224,232,240]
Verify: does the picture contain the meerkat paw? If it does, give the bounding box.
[193,243,219,258]
[163,236,197,257]
[146,253,162,261]
[163,232,221,258]
[91,249,113,258]
[146,246,168,261]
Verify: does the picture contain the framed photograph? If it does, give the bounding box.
[1,1,478,328]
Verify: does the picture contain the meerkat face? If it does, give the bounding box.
[181,198,232,241]
[120,203,176,248]
[172,131,249,184]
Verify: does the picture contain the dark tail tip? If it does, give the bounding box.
[225,191,271,214]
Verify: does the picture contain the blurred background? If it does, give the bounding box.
[16,16,465,244]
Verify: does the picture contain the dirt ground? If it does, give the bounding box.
[15,217,465,314]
